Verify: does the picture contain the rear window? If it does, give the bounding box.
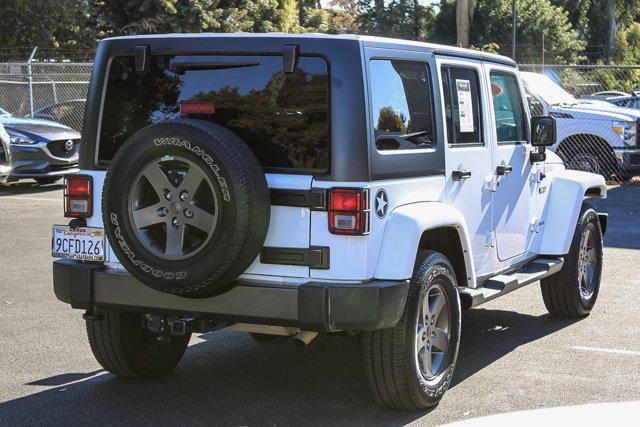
[99,55,330,171]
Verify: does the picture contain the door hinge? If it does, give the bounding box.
[484,175,497,192]
[483,232,495,248]
[530,217,542,233]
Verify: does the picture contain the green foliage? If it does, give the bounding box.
[93,0,302,36]
[1,0,639,66]
[471,0,586,63]
[356,0,436,41]
[0,0,95,56]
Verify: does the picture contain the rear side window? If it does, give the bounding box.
[99,55,330,172]
[369,60,434,151]
[441,66,483,145]
[490,72,526,144]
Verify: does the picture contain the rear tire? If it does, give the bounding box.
[361,251,461,410]
[541,204,603,317]
[86,309,191,378]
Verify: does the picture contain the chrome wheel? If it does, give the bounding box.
[128,156,218,260]
[578,226,597,301]
[570,154,599,174]
[415,283,451,382]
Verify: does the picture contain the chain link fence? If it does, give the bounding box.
[1,48,639,184]
[519,64,640,184]
[0,50,92,132]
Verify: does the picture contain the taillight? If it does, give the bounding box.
[64,174,92,218]
[328,188,369,235]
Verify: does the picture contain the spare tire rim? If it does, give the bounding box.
[128,156,219,261]
[578,226,597,300]
[415,282,451,382]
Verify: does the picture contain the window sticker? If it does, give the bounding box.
[456,79,475,133]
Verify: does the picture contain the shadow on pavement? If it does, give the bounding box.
[589,186,640,250]
[0,181,63,196]
[0,308,580,426]
[452,308,580,388]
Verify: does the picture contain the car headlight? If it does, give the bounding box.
[612,120,637,146]
[9,135,39,145]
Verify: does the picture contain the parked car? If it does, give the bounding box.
[52,34,607,411]
[522,71,640,179]
[0,122,11,183]
[584,92,640,110]
[0,113,80,185]
[33,99,86,131]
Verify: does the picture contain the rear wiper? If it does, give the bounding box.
[170,60,259,74]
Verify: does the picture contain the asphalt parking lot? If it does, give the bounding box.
[0,182,639,426]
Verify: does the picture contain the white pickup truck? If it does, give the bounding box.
[522,71,640,179]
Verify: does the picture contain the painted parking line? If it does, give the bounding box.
[0,196,60,202]
[572,345,640,356]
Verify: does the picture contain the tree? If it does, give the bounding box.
[356,0,436,40]
[456,0,477,47]
[0,0,96,58]
[470,0,586,63]
[92,0,302,37]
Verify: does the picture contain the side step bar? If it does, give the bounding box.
[459,257,564,309]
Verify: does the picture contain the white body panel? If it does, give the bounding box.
[535,169,606,255]
[436,58,496,277]
[374,201,475,285]
[483,63,536,262]
[243,174,312,278]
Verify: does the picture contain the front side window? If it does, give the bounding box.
[441,66,483,145]
[490,73,527,144]
[369,60,434,151]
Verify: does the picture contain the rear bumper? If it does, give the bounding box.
[53,259,409,332]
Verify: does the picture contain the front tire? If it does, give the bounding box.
[541,204,603,317]
[86,309,191,378]
[361,251,461,410]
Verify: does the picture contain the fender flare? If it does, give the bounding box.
[374,202,476,286]
[537,169,606,255]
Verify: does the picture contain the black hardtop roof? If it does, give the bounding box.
[101,33,517,67]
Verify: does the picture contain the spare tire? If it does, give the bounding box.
[102,119,270,297]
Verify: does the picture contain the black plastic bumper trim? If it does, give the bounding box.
[52,260,408,332]
[269,188,327,210]
[260,246,330,269]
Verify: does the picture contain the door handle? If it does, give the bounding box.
[452,169,472,181]
[496,165,513,176]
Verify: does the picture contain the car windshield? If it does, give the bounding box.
[522,73,577,106]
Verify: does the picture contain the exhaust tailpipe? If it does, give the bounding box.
[291,331,318,347]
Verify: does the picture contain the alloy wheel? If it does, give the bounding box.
[415,283,451,382]
[578,226,598,301]
[128,156,218,260]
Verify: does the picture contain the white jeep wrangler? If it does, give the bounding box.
[52,34,607,411]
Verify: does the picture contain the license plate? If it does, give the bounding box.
[52,226,105,261]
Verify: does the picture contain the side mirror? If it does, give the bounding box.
[531,115,556,147]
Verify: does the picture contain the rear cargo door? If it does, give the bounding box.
[243,174,313,277]
[98,53,331,277]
